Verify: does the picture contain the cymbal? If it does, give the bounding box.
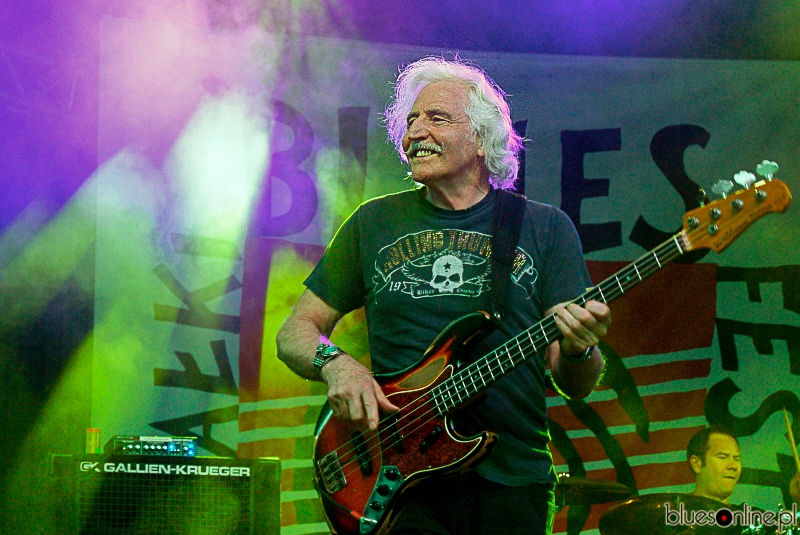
[554,475,633,506]
[598,493,778,535]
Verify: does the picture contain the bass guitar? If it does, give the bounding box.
[313,170,792,535]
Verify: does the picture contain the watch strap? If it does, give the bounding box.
[561,345,594,363]
[313,343,343,373]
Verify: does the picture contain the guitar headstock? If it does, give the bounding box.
[682,177,792,253]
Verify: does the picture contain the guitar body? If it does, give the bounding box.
[313,312,500,535]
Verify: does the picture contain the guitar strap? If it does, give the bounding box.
[490,188,527,322]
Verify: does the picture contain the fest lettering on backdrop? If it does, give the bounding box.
[93,18,800,535]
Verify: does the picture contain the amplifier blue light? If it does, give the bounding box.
[104,435,198,457]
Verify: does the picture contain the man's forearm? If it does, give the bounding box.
[550,345,604,400]
[277,300,397,430]
[276,316,327,381]
[276,288,346,381]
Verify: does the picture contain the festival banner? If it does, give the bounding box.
[95,17,800,534]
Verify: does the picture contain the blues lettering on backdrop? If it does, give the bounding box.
[93,18,800,534]
[561,127,622,253]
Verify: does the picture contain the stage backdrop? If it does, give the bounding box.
[92,17,800,535]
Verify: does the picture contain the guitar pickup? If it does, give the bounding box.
[419,425,444,453]
[318,451,346,494]
[385,414,406,453]
[352,432,374,476]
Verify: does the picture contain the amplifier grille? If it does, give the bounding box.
[50,454,280,535]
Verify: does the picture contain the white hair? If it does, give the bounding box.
[385,57,523,190]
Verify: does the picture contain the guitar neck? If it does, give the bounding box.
[431,231,688,414]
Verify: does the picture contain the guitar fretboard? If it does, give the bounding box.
[430,232,688,415]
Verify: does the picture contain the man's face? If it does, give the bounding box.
[691,433,741,502]
[402,80,485,187]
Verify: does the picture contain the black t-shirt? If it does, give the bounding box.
[305,186,591,485]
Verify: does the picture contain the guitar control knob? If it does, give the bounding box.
[385,468,399,480]
[377,484,390,496]
[370,501,384,511]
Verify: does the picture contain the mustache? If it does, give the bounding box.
[405,141,443,157]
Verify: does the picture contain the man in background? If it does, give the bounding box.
[687,426,800,505]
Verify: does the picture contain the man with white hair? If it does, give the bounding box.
[277,57,611,534]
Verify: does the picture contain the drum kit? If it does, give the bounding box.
[554,473,633,508]
[558,409,800,534]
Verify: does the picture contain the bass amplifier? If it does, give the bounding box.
[48,454,281,535]
[103,435,198,457]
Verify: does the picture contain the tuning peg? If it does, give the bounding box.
[733,171,756,189]
[711,180,735,198]
[755,160,779,180]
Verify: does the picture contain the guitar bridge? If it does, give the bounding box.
[318,450,347,494]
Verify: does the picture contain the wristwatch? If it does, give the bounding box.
[561,344,594,363]
[313,343,344,373]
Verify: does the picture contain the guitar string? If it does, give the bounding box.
[325,227,694,484]
[329,197,756,486]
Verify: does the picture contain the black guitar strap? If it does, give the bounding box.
[490,188,527,322]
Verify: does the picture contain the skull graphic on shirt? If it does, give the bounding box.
[430,255,464,293]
